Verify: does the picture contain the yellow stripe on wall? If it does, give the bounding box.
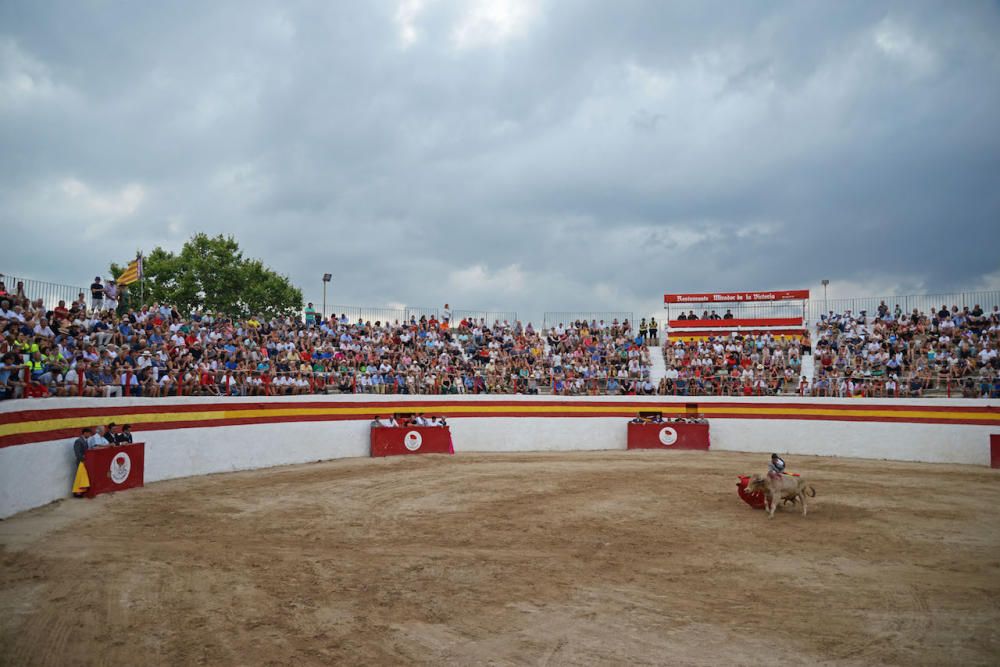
[2,403,997,440]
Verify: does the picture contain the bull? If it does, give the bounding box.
[746,474,816,518]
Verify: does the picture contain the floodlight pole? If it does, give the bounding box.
[821,279,830,316]
[322,273,332,320]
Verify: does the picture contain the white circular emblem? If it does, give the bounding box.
[658,427,678,446]
[109,452,131,484]
[404,431,423,451]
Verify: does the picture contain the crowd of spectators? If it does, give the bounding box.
[808,302,1000,398]
[658,332,809,396]
[0,283,562,399]
[2,277,998,400]
[545,319,654,395]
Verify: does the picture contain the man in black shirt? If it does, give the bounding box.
[118,424,133,444]
[90,277,104,312]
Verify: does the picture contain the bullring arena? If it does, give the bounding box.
[1,396,999,665]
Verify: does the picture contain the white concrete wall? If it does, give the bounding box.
[708,419,990,465]
[1,395,996,519]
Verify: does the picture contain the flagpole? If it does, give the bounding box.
[139,253,144,305]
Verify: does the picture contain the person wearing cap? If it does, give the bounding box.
[89,276,104,313]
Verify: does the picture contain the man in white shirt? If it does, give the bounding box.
[979,345,997,366]
[104,279,118,312]
[0,299,24,321]
[87,426,110,448]
[63,366,81,396]
[33,318,55,338]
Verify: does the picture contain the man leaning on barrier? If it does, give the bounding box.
[72,427,93,496]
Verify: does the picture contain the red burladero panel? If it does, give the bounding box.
[626,422,710,450]
[370,426,454,457]
[991,434,1000,469]
[84,442,145,498]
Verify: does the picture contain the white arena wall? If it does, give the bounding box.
[1,395,997,519]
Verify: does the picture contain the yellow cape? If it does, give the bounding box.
[72,461,90,495]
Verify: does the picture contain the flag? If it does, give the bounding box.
[117,255,142,285]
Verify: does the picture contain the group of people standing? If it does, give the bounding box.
[71,423,134,496]
[371,413,448,427]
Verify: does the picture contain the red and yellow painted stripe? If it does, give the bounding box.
[1,399,997,449]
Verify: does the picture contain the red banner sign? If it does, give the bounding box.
[664,290,809,304]
[84,443,145,497]
[370,426,454,457]
[626,422,710,450]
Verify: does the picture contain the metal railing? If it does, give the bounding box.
[1,273,90,311]
[452,310,519,327]
[808,290,1000,322]
[543,312,635,329]
[326,305,442,326]
[663,302,808,320]
[318,305,523,328]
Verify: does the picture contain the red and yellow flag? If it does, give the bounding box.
[117,255,142,285]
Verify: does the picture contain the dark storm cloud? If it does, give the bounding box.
[2,0,999,323]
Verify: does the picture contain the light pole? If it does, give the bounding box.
[322,273,332,320]
[821,279,829,317]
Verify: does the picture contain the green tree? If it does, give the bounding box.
[111,233,303,318]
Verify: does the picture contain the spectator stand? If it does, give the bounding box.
[663,290,810,342]
[0,274,89,313]
[810,301,999,398]
[656,290,811,398]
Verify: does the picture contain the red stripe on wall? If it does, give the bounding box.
[3,407,999,449]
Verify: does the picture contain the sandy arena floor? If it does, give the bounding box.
[1,450,999,666]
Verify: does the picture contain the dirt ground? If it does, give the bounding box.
[1,450,999,666]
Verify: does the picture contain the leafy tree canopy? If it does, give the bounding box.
[111,233,303,319]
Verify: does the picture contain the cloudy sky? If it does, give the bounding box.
[2,0,999,321]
